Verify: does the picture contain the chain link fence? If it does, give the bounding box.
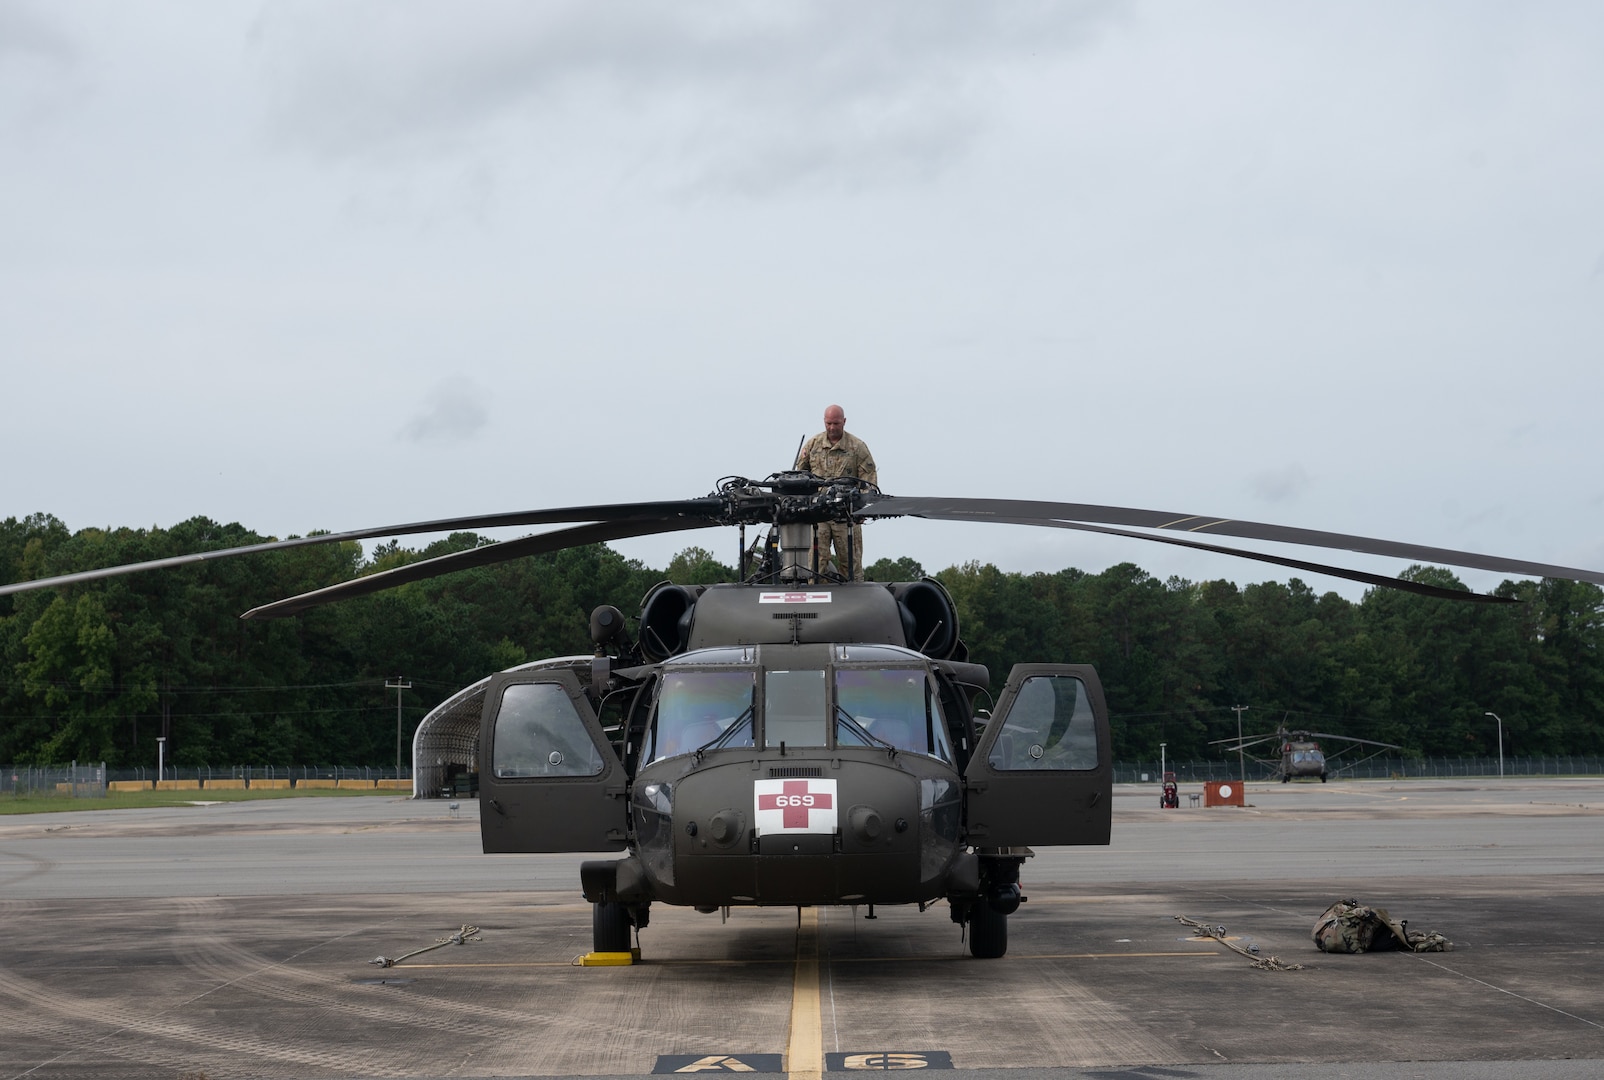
[9,757,1601,801]
[2,763,109,798]
[1119,755,1604,784]
[2,763,412,799]
[101,765,413,783]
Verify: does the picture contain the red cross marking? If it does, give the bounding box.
[757,779,835,829]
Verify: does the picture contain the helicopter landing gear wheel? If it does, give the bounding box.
[593,901,633,953]
[968,902,1008,959]
[1320,773,1328,783]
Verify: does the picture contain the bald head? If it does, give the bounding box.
[823,404,845,444]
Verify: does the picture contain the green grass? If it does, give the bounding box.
[0,786,405,815]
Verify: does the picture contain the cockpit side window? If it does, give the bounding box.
[646,670,756,763]
[986,675,1098,771]
[492,682,602,778]
[926,682,955,763]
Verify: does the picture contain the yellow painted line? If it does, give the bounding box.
[788,908,823,1080]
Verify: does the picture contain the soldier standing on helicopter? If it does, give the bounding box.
[795,404,878,580]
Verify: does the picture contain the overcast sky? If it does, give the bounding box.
[4,1,1602,602]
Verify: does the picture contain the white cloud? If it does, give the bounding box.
[1250,464,1311,504]
[399,378,490,444]
[0,0,84,131]
[249,0,1122,193]
[0,0,74,63]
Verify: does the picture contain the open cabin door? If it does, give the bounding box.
[478,669,628,854]
[963,664,1112,847]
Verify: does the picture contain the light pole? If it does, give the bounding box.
[1231,705,1250,786]
[156,737,166,785]
[1160,742,1167,781]
[1484,711,1504,777]
[387,678,412,777]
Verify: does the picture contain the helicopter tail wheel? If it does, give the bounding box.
[593,901,633,953]
[968,902,1008,959]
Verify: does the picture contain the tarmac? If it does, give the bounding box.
[2,777,1602,1080]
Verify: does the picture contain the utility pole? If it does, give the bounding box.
[387,678,412,777]
[1231,705,1250,786]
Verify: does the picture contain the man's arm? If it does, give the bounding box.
[858,440,877,487]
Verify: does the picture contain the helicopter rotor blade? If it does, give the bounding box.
[861,495,1604,589]
[241,516,720,620]
[1208,734,1282,751]
[12,480,1602,613]
[1300,732,1404,750]
[1329,746,1400,773]
[935,514,1516,604]
[0,498,726,599]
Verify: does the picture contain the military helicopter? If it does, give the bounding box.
[1213,723,1403,782]
[5,472,1603,959]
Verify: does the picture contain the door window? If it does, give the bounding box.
[491,682,603,777]
[986,675,1098,771]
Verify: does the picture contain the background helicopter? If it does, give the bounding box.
[6,471,1604,959]
[1213,722,1403,782]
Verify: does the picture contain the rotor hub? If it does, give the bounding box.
[715,473,878,527]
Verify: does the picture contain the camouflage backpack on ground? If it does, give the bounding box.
[1312,899,1452,953]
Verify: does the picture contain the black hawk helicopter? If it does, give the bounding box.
[1213,723,1403,782]
[5,472,1603,958]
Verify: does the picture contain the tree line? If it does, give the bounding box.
[3,514,1600,768]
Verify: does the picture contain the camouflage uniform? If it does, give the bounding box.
[1312,899,1451,953]
[795,430,878,580]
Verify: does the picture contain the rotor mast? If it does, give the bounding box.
[720,472,879,586]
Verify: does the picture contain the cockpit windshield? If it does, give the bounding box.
[644,653,954,762]
[646,669,756,763]
[834,667,953,762]
[764,668,828,748]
